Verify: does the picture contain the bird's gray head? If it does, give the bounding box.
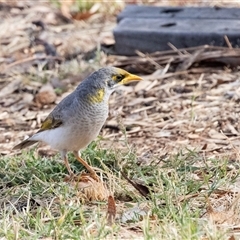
[79,67,142,104]
[91,67,142,90]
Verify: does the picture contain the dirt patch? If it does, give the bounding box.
[1,0,240,163]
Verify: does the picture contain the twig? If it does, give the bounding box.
[224,35,233,49]
[4,55,64,71]
[168,42,185,56]
[135,50,162,69]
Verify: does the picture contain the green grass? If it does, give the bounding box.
[50,0,95,13]
[0,142,239,239]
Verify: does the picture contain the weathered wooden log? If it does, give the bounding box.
[113,5,240,55]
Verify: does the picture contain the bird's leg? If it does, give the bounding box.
[64,155,74,177]
[61,150,74,177]
[73,151,99,182]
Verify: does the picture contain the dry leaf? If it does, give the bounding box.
[134,79,151,92]
[208,129,227,140]
[65,173,108,201]
[0,78,21,98]
[35,84,57,107]
[208,210,235,224]
[106,195,116,226]
[71,12,96,21]
[121,171,150,198]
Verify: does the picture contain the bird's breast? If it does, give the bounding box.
[33,100,109,151]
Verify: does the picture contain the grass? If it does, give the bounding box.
[1,140,239,240]
[49,0,124,16]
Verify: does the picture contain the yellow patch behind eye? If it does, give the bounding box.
[88,88,105,104]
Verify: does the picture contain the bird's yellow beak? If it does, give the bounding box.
[122,73,143,84]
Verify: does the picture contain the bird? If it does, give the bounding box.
[13,67,142,181]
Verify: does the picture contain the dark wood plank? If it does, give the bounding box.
[113,18,240,55]
[117,5,240,22]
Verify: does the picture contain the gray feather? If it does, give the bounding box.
[13,139,38,150]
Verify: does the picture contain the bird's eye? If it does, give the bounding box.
[115,74,123,82]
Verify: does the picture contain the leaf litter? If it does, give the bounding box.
[1,0,240,238]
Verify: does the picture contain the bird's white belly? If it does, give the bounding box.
[31,124,101,151]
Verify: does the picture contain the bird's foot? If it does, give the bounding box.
[89,171,100,182]
[72,151,100,182]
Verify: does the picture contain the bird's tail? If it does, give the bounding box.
[13,138,38,150]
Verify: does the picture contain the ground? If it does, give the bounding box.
[1,0,240,239]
